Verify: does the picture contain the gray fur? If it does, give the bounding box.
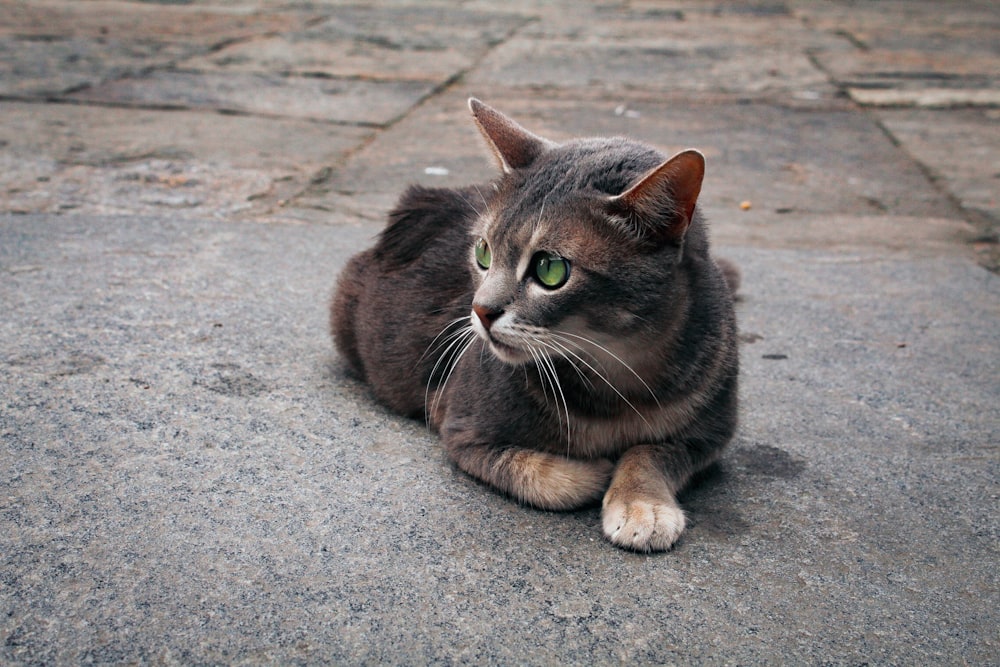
[331,99,738,551]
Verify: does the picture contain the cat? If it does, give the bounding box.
[331,99,739,552]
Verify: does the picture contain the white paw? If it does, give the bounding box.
[602,497,686,552]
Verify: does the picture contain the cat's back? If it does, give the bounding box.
[331,185,480,415]
[373,185,480,269]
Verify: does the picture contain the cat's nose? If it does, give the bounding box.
[472,304,503,331]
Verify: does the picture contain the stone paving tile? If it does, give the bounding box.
[813,47,1000,108]
[0,37,193,97]
[876,107,1000,270]
[1,1,999,662]
[467,38,833,99]
[0,0,304,41]
[814,49,999,87]
[794,0,999,51]
[287,92,493,222]
[0,101,373,218]
[1,213,996,664]
[292,90,964,232]
[68,71,435,125]
[797,0,1000,108]
[181,5,528,81]
[465,2,842,100]
[0,1,312,96]
[516,1,850,52]
[182,34,476,82]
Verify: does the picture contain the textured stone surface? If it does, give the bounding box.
[0,102,373,218]
[297,90,966,228]
[798,0,1000,107]
[1,0,999,663]
[876,107,1000,270]
[0,1,308,96]
[0,36,194,96]
[69,71,436,125]
[1,213,997,664]
[468,38,832,98]
[181,6,528,81]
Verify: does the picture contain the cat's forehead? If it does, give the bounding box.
[487,139,663,216]
[473,138,666,258]
[537,138,664,193]
[476,195,621,265]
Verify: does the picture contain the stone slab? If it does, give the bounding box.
[1,213,997,663]
[876,107,1000,270]
[180,6,528,82]
[799,0,1000,105]
[0,36,197,97]
[515,2,851,53]
[0,1,311,96]
[793,0,1000,55]
[0,101,373,218]
[813,49,999,92]
[849,88,1000,109]
[0,0,304,41]
[68,71,435,125]
[181,34,475,82]
[294,91,965,229]
[467,38,832,99]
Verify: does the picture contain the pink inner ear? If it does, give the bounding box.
[662,150,705,223]
[614,150,705,239]
[469,98,551,172]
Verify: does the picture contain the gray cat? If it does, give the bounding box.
[331,99,739,551]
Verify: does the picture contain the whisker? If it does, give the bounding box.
[521,329,594,446]
[471,185,490,215]
[419,316,472,364]
[528,332,595,392]
[428,304,476,316]
[537,344,571,448]
[552,331,661,407]
[526,341,571,448]
[453,188,484,218]
[424,330,464,424]
[533,192,549,234]
[428,328,472,381]
[526,346,551,408]
[540,335,655,431]
[425,327,477,424]
[430,330,478,423]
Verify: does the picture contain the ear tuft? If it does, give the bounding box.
[468,98,555,173]
[607,149,705,242]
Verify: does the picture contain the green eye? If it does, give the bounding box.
[534,252,569,288]
[475,238,491,269]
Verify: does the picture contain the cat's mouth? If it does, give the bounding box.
[482,333,530,365]
[469,312,532,364]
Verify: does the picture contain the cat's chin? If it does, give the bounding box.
[486,338,531,366]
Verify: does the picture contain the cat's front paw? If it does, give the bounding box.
[601,495,686,552]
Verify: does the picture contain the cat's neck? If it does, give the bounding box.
[529,354,665,418]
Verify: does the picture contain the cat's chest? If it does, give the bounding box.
[559,398,698,458]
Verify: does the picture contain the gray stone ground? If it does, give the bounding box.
[1,1,997,664]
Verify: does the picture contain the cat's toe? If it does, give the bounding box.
[602,497,686,552]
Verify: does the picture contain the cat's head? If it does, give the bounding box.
[465,99,706,382]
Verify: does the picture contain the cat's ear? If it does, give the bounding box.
[469,98,555,173]
[607,149,705,242]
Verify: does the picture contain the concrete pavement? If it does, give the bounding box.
[1,1,998,663]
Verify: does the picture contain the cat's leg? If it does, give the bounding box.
[601,444,694,552]
[445,438,613,511]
